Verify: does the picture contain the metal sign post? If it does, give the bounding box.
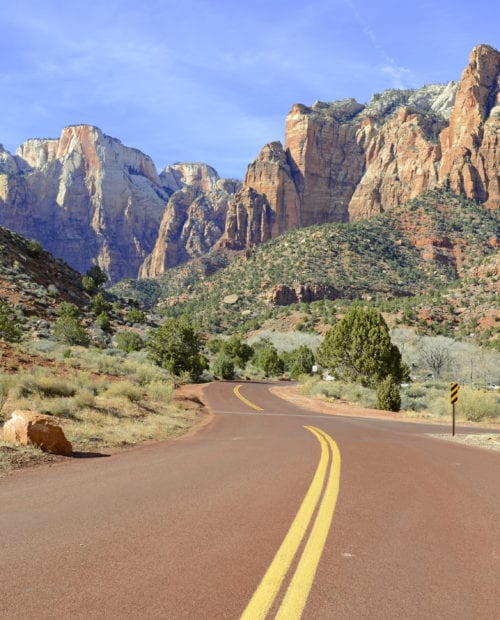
[450,383,459,436]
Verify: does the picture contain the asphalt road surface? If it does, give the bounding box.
[1,381,499,619]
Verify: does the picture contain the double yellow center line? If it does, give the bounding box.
[240,425,341,619]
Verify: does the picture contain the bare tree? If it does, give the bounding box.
[417,336,453,379]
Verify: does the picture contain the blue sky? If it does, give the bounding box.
[0,0,498,179]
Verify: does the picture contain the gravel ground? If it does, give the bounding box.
[429,433,500,452]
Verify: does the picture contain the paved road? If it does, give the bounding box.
[1,381,499,619]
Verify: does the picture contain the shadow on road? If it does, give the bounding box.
[71,451,111,459]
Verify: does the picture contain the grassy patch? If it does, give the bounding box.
[0,345,200,474]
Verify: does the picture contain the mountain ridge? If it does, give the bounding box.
[0,44,498,283]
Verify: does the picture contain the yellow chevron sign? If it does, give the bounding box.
[450,382,459,404]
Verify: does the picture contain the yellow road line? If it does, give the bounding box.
[276,426,341,619]
[234,384,264,412]
[240,427,330,620]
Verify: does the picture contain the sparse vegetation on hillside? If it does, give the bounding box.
[114,190,497,346]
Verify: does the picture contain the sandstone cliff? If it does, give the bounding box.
[0,125,170,283]
[223,44,499,247]
[140,178,241,277]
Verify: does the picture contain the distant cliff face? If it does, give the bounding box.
[139,178,241,277]
[0,125,169,283]
[223,44,499,247]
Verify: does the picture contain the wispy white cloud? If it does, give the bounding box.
[342,0,418,89]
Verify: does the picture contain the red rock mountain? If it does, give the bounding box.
[221,44,499,248]
[0,44,498,281]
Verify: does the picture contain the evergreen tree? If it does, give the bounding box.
[317,306,408,388]
[147,317,208,381]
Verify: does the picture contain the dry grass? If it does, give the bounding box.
[64,400,196,451]
[299,376,500,421]
[0,350,201,474]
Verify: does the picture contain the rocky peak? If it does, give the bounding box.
[438,44,500,207]
[160,162,220,194]
[362,82,457,120]
[0,145,20,175]
[16,138,59,169]
[220,186,273,250]
[223,44,499,249]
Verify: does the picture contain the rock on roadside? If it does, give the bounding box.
[2,410,72,456]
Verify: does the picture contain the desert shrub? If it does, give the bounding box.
[401,395,428,412]
[125,361,166,387]
[0,374,15,416]
[311,381,343,400]
[36,397,79,418]
[82,275,97,293]
[115,331,145,353]
[429,396,449,417]
[91,293,111,315]
[212,354,235,380]
[300,376,375,407]
[126,308,146,324]
[376,376,401,412]
[12,374,39,398]
[104,381,143,403]
[404,386,427,399]
[35,376,76,398]
[96,311,111,332]
[456,387,499,421]
[341,382,377,408]
[26,239,43,257]
[54,316,90,346]
[95,355,127,376]
[73,388,96,408]
[146,380,174,402]
[57,302,80,318]
[0,300,22,342]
